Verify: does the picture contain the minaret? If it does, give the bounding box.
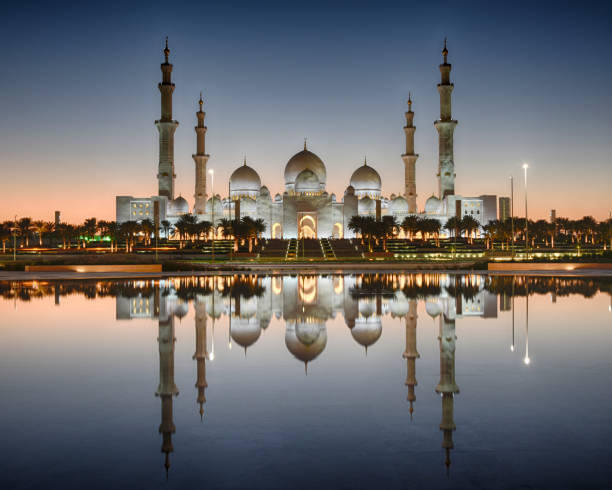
[434,38,458,199]
[155,299,179,477]
[435,312,459,473]
[193,298,208,420]
[155,37,179,200]
[193,93,209,214]
[402,94,419,213]
[402,299,419,417]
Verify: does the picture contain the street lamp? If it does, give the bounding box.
[209,168,215,262]
[522,163,529,260]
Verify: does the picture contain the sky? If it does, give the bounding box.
[1,0,611,222]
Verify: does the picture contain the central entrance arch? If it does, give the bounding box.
[298,213,317,239]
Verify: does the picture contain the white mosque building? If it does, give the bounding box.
[116,39,496,238]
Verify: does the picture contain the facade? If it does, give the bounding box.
[116,39,497,238]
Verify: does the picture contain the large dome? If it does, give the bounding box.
[230,161,261,197]
[284,146,326,191]
[350,160,381,198]
[294,169,320,194]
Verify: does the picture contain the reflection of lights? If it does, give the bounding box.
[523,356,530,365]
[510,345,514,352]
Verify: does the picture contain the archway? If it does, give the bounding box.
[333,223,343,239]
[272,223,282,239]
[298,214,317,239]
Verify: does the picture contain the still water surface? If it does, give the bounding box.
[0,274,611,489]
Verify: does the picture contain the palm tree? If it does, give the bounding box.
[348,216,366,242]
[379,216,398,251]
[160,220,173,240]
[31,220,54,247]
[580,216,598,245]
[17,217,33,247]
[444,216,461,241]
[120,221,140,252]
[422,218,442,247]
[0,222,12,253]
[401,215,420,241]
[482,220,499,250]
[219,218,234,239]
[461,215,480,244]
[99,220,120,252]
[140,219,154,246]
[196,220,213,241]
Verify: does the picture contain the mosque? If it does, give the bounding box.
[116,39,497,238]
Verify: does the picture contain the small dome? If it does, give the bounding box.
[295,169,320,194]
[205,195,223,214]
[274,193,282,202]
[350,161,381,197]
[425,195,442,214]
[284,147,326,190]
[331,193,336,202]
[390,195,409,214]
[168,196,189,216]
[259,185,270,197]
[358,196,376,215]
[351,316,382,348]
[230,317,261,350]
[230,162,261,197]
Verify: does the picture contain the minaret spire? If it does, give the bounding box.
[435,38,458,199]
[156,38,179,200]
[402,92,419,212]
[193,93,209,214]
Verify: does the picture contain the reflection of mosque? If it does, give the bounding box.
[114,274,501,474]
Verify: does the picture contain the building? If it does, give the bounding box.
[116,39,497,238]
[499,197,511,221]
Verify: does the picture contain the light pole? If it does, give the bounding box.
[209,168,215,262]
[510,176,514,260]
[522,163,529,260]
[12,214,17,262]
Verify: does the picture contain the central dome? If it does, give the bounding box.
[284,146,326,191]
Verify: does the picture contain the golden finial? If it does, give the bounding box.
[243,155,247,166]
[198,91,203,109]
[442,37,448,62]
[408,92,412,109]
[364,155,367,166]
[304,138,307,151]
[164,36,170,62]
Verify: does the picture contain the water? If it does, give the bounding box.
[0,274,611,490]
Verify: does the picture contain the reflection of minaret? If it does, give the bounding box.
[402,94,419,212]
[434,38,458,199]
[402,299,419,418]
[156,37,179,200]
[155,308,179,477]
[193,299,208,420]
[193,93,209,214]
[435,312,459,473]
[524,280,530,365]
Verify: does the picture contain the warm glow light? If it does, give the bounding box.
[523,356,530,365]
[522,163,529,170]
[510,345,514,352]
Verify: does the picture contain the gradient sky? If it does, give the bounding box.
[1,1,611,222]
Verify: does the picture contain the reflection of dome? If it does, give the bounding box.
[168,196,189,216]
[284,148,326,190]
[230,317,261,349]
[390,196,409,214]
[425,195,442,214]
[351,316,382,348]
[358,196,376,215]
[285,321,327,364]
[426,300,442,318]
[294,169,320,194]
[389,292,409,317]
[230,162,261,197]
[358,299,376,317]
[350,161,381,197]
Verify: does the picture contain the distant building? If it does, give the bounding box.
[499,197,510,222]
[550,209,556,223]
[54,211,61,226]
